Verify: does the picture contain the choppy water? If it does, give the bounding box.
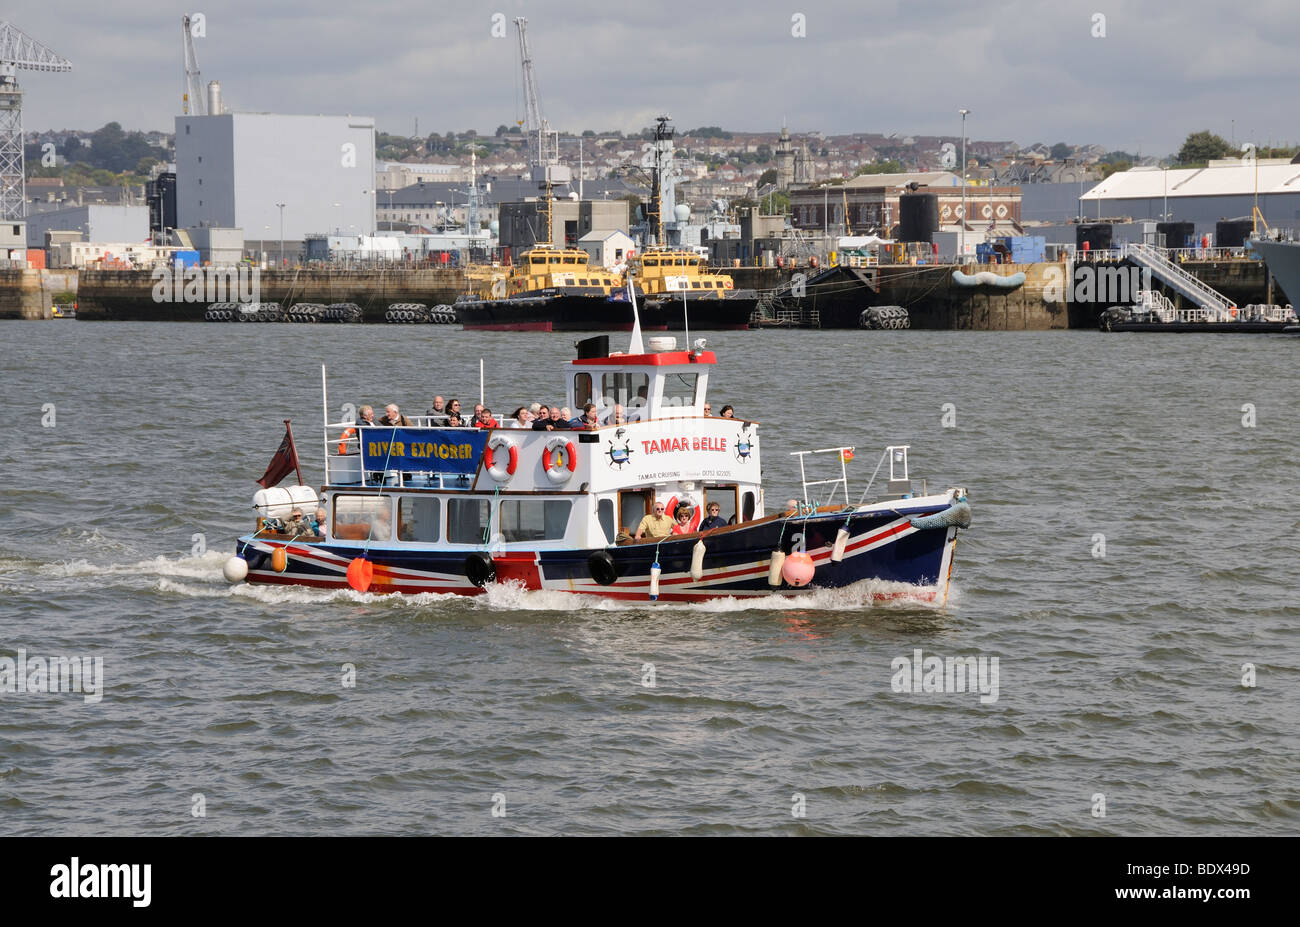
[1,322,1297,835]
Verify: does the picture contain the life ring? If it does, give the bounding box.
[542,437,578,483]
[337,427,356,455]
[483,434,519,481]
[588,550,618,586]
[465,552,496,587]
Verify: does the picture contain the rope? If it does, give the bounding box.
[361,425,400,558]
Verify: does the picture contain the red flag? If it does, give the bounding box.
[256,420,303,488]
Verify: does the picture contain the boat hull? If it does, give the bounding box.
[237,505,961,605]
[647,294,758,331]
[458,291,668,332]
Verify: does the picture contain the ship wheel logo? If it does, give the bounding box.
[735,424,755,461]
[606,429,634,469]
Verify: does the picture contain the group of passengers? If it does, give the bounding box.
[278,506,328,538]
[632,500,730,540]
[348,396,737,438]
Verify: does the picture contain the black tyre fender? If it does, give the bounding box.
[465,552,496,586]
[588,550,618,586]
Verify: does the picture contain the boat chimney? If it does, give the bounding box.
[575,334,609,359]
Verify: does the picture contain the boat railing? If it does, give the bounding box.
[791,444,925,509]
[324,419,497,489]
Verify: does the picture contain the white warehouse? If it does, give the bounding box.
[174,111,376,254]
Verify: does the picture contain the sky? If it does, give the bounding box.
[11,0,1299,157]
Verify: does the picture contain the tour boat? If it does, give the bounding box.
[225,332,972,604]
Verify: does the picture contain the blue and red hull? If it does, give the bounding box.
[237,499,964,605]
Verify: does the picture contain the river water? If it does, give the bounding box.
[1,322,1296,835]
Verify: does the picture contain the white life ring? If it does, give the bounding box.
[484,434,518,482]
[542,437,578,483]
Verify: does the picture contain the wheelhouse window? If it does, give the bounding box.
[601,372,649,409]
[447,498,490,544]
[574,372,593,409]
[499,500,572,542]
[660,372,699,410]
[742,491,756,522]
[597,498,616,543]
[398,497,441,542]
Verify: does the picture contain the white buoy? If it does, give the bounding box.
[690,540,706,581]
[831,527,850,562]
[649,562,661,600]
[223,556,248,583]
[768,550,786,587]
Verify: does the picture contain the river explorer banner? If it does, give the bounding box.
[359,428,488,474]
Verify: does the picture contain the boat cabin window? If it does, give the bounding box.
[660,372,699,410]
[530,256,546,265]
[398,497,441,542]
[578,278,589,285]
[548,256,561,264]
[574,373,593,408]
[447,498,490,544]
[691,281,702,288]
[601,372,649,409]
[333,495,392,541]
[703,484,738,525]
[499,500,572,542]
[597,498,616,543]
[644,259,659,267]
[619,490,653,536]
[563,257,579,264]
[742,492,756,522]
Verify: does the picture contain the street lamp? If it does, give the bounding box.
[331,203,342,236]
[959,109,970,260]
[275,202,286,266]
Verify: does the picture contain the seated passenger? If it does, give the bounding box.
[445,398,463,422]
[575,403,599,429]
[378,404,411,427]
[670,504,695,535]
[535,406,569,431]
[532,405,554,431]
[446,412,464,427]
[311,507,328,537]
[611,403,627,425]
[283,508,311,536]
[356,405,377,427]
[699,502,727,532]
[780,498,800,517]
[476,407,499,429]
[634,502,672,540]
[426,395,448,424]
[703,403,713,416]
[720,404,735,418]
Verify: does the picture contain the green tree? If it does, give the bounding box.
[853,159,903,176]
[1177,130,1232,165]
[759,191,790,215]
[758,168,777,186]
[495,124,509,136]
[1050,142,1072,160]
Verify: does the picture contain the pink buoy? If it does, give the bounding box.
[781,551,815,587]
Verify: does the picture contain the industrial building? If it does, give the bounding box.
[174,101,376,259]
[24,204,150,248]
[497,198,630,252]
[1079,160,1300,235]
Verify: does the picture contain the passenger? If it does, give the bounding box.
[703,402,713,416]
[781,498,800,517]
[550,406,571,430]
[612,403,627,425]
[671,504,695,534]
[369,507,392,541]
[446,398,463,422]
[699,502,727,532]
[578,403,600,429]
[311,507,328,537]
[476,407,499,429]
[472,403,485,424]
[446,412,464,427]
[528,402,542,417]
[720,404,735,418]
[357,405,377,426]
[509,407,532,428]
[532,405,554,431]
[283,508,311,536]
[427,395,448,424]
[378,404,411,427]
[634,501,672,540]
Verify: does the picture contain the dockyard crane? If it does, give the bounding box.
[513,17,559,170]
[182,15,206,116]
[0,22,72,222]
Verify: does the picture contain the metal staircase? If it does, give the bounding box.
[1123,243,1235,316]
